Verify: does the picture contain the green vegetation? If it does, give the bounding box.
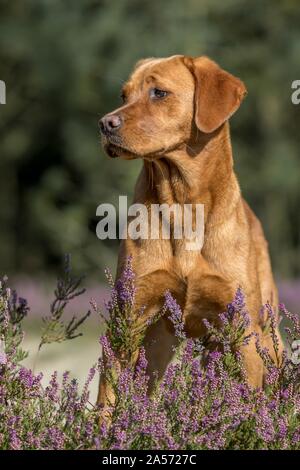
[0,0,300,279]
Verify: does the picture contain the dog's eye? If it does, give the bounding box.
[149,88,168,100]
[120,92,126,103]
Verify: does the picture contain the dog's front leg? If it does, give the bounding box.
[183,270,264,388]
[97,269,186,409]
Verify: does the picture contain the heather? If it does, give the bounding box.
[0,259,300,450]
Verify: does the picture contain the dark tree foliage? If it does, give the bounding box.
[0,0,299,279]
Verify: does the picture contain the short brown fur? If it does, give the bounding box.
[99,55,283,406]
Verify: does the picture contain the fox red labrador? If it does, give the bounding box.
[99,55,283,405]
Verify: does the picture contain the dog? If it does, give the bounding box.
[98,55,283,405]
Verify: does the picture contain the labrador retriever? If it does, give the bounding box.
[98,55,283,405]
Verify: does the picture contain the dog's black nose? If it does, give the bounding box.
[99,114,122,134]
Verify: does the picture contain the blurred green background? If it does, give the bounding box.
[1,0,300,284]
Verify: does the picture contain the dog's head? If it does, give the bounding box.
[99,55,247,159]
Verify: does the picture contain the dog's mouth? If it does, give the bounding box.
[102,136,180,161]
[102,135,139,160]
[104,143,138,160]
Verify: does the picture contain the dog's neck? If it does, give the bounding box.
[143,122,240,219]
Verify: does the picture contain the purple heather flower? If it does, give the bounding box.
[17,367,43,398]
[164,291,186,340]
[80,366,96,409]
[99,334,116,367]
[0,351,7,365]
[62,370,70,387]
[118,367,133,395]
[45,371,60,402]
[1,269,300,450]
[280,303,300,336]
[136,346,147,373]
[115,256,136,309]
[278,417,288,440]
[9,429,22,450]
[182,338,194,364]
[292,430,300,445]
[89,297,98,314]
[84,420,94,440]
[43,427,65,450]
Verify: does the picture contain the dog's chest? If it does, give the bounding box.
[172,238,203,277]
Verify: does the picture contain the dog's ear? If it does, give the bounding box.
[184,56,247,133]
